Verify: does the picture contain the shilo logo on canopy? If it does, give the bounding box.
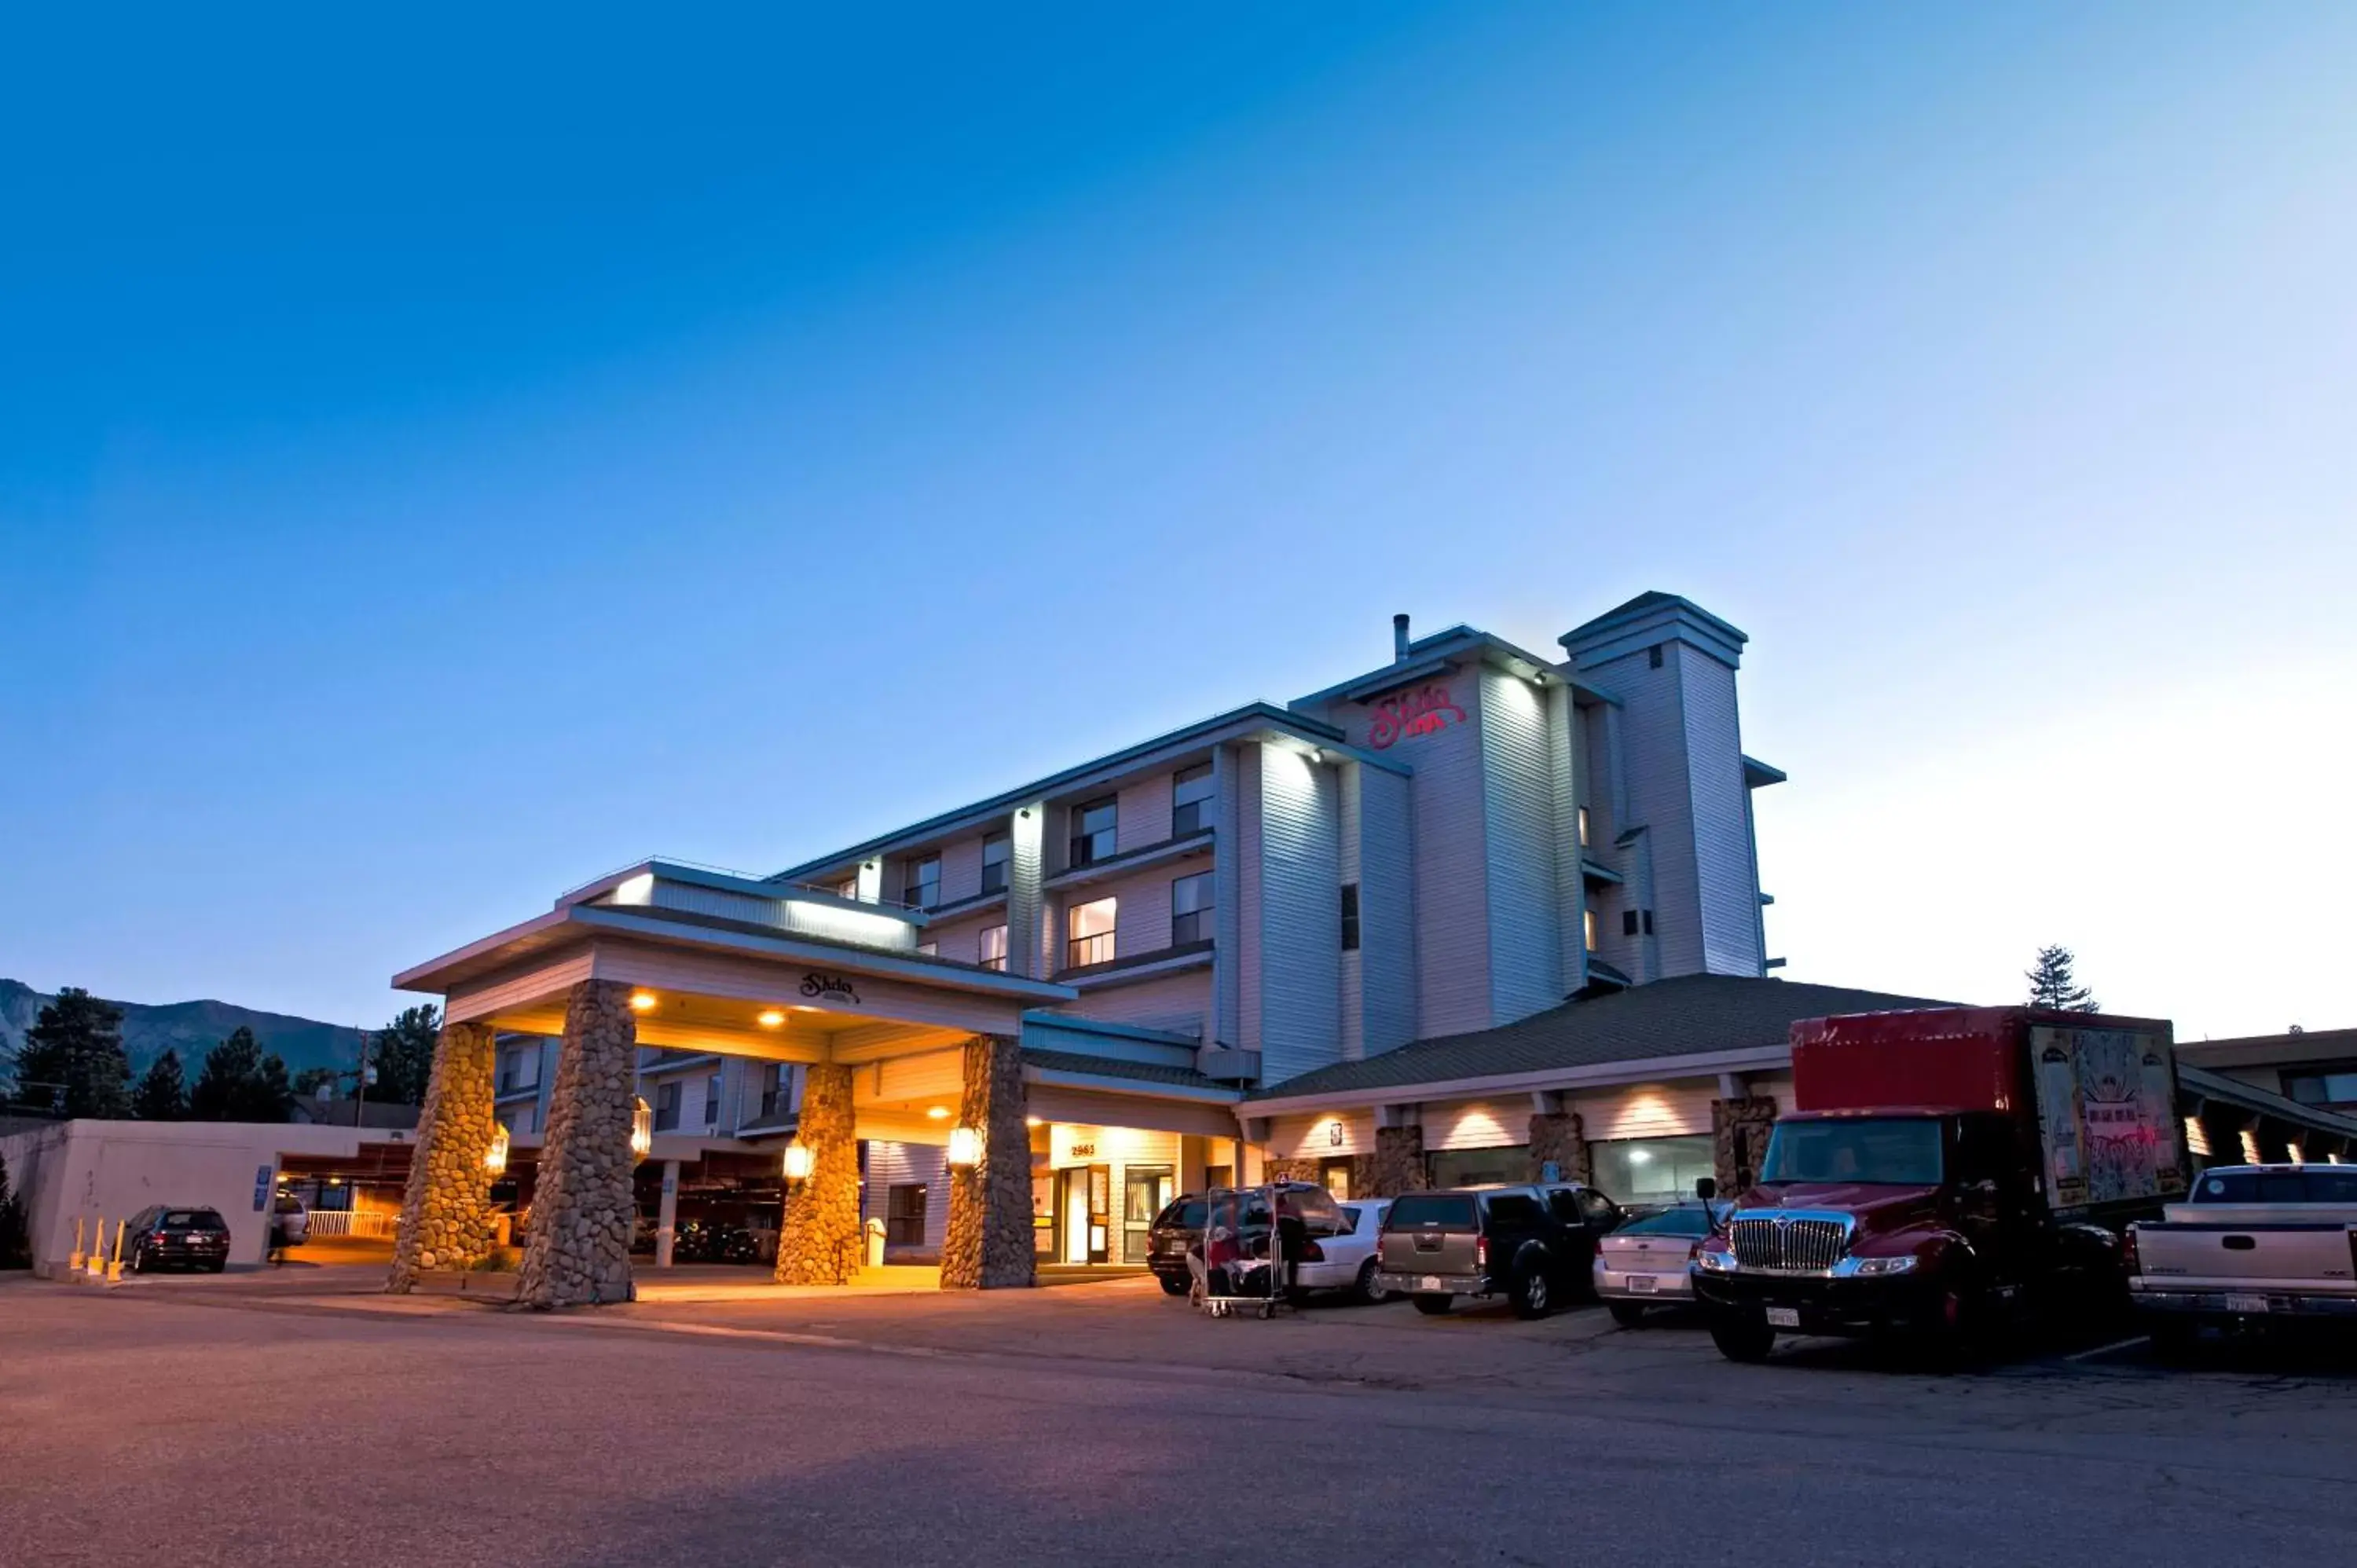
[1366,682,1465,749]
[800,972,863,1006]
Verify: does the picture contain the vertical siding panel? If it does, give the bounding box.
[1479,665,1564,1024]
[938,833,984,905]
[1678,654,1764,976]
[1116,774,1175,852]
[1235,743,1264,1055]
[1592,645,1699,976]
[1338,765,1364,1061]
[1007,801,1046,979]
[1255,739,1341,1084]
[1212,743,1242,1048]
[1054,971,1212,1037]
[1551,683,1589,995]
[1355,763,1418,1059]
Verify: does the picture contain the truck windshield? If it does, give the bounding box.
[1761,1119,1942,1186]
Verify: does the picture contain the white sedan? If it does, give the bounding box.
[1294,1198,1394,1302]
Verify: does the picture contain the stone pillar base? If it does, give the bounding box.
[389,1020,500,1292]
[1358,1125,1428,1197]
[1712,1096,1780,1193]
[941,1035,1034,1289]
[515,980,640,1309]
[1527,1111,1589,1185]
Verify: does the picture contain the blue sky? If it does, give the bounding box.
[5,4,2353,1039]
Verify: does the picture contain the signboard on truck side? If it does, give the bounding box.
[2029,1023,2188,1216]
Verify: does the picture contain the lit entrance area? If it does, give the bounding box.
[1027,1123,1209,1266]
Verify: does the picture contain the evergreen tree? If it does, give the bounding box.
[371,1004,441,1105]
[131,1048,189,1120]
[2026,945,2099,1013]
[13,987,133,1118]
[0,1148,27,1269]
[189,1027,294,1123]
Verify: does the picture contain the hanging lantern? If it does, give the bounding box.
[781,1139,814,1184]
[946,1125,983,1167]
[485,1122,511,1176]
[631,1097,654,1161]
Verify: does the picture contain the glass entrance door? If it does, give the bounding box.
[1123,1166,1175,1263]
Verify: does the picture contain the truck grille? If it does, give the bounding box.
[1728,1216,1849,1273]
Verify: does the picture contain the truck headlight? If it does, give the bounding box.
[1696,1247,1738,1273]
[1831,1254,1917,1277]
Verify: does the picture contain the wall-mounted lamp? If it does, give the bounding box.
[757,1009,786,1028]
[781,1139,814,1184]
[631,1097,654,1160]
[485,1122,511,1176]
[946,1125,983,1167]
[629,991,658,1013]
[926,1105,951,1121]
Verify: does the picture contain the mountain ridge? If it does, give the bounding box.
[0,978,369,1083]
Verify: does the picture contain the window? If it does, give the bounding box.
[1583,907,1597,953]
[2284,1067,2357,1106]
[1340,883,1360,951]
[1427,1146,1528,1188]
[978,923,1009,972]
[1171,872,1213,946]
[1577,804,1591,848]
[903,855,940,910]
[1069,797,1117,866]
[757,1064,793,1123]
[1386,1193,1477,1229]
[1760,1119,1942,1186]
[1590,1137,1715,1204]
[498,1046,539,1097]
[1320,1159,1351,1200]
[1067,896,1117,968]
[703,1073,721,1127]
[831,875,858,899]
[1643,910,1654,936]
[885,1183,928,1247]
[1622,909,1640,937]
[654,1080,682,1132]
[981,830,1010,895]
[1648,644,1664,669]
[917,941,938,957]
[510,1102,537,1136]
[1481,1192,1545,1226]
[1172,763,1215,836]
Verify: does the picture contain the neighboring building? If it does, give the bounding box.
[2176,1027,2357,1167]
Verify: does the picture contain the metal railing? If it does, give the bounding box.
[1067,932,1116,969]
[306,1211,398,1240]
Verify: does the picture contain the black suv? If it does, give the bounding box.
[1376,1182,1624,1318]
[125,1205,234,1273]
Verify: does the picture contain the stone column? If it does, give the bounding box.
[775,1062,861,1284]
[941,1034,1035,1289]
[1712,1096,1780,1193]
[1265,1158,1321,1185]
[1359,1123,1429,1197]
[515,980,640,1309]
[1527,1111,1590,1185]
[387,1020,500,1291]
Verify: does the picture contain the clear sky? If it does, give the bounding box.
[5,5,2352,1039]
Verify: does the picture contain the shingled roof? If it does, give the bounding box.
[1248,974,1956,1101]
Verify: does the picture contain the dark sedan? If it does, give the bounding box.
[125,1206,233,1273]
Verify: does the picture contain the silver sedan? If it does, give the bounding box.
[1593,1201,1730,1327]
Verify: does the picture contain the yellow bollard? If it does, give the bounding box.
[106,1220,126,1283]
[70,1216,86,1273]
[88,1216,108,1277]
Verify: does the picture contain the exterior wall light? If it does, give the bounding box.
[485,1122,511,1176]
[631,1097,654,1161]
[757,1009,786,1028]
[926,1105,951,1120]
[781,1140,814,1184]
[629,991,658,1013]
[946,1125,983,1167]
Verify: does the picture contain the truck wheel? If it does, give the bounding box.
[1608,1301,1648,1329]
[1919,1283,1986,1370]
[1412,1294,1453,1317]
[1157,1274,1190,1297]
[1355,1259,1391,1304]
[1710,1311,1776,1362]
[1512,1269,1552,1319]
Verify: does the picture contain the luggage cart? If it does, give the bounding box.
[1189,1183,1300,1319]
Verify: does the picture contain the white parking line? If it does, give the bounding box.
[2064,1335,2149,1363]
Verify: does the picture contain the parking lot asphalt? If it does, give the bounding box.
[5,1269,2355,1566]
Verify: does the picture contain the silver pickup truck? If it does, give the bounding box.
[2126,1163,2357,1351]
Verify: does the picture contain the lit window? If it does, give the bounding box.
[981,830,1010,895]
[903,855,940,910]
[1068,896,1117,969]
[703,1073,721,1127]
[1584,907,1597,953]
[917,941,938,957]
[978,923,1009,972]
[1340,884,1360,952]
[1577,805,1591,848]
[1171,872,1214,946]
[1069,797,1118,866]
[1172,764,1215,837]
[654,1080,682,1133]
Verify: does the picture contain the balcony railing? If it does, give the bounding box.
[1067,932,1116,969]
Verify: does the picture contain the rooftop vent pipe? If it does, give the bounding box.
[1393,613,1411,661]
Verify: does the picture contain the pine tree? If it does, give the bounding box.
[0,1148,27,1269]
[13,987,133,1118]
[371,1004,441,1105]
[189,1028,294,1123]
[132,1049,189,1120]
[2026,945,2099,1013]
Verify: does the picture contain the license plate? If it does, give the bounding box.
[1766,1306,1801,1328]
[2224,1293,2270,1314]
[1419,1276,1442,1292]
[1627,1275,1659,1294]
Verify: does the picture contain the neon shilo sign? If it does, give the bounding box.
[1366,683,1466,749]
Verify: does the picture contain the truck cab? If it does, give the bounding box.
[1695,1006,2186,1362]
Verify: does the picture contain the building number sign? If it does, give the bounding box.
[1367,682,1465,750]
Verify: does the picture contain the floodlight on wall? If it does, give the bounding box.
[946,1125,983,1167]
[631,1097,654,1160]
[757,1009,786,1028]
[781,1140,814,1185]
[485,1122,511,1176]
[629,991,658,1013]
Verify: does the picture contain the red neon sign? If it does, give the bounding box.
[1366,683,1465,749]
